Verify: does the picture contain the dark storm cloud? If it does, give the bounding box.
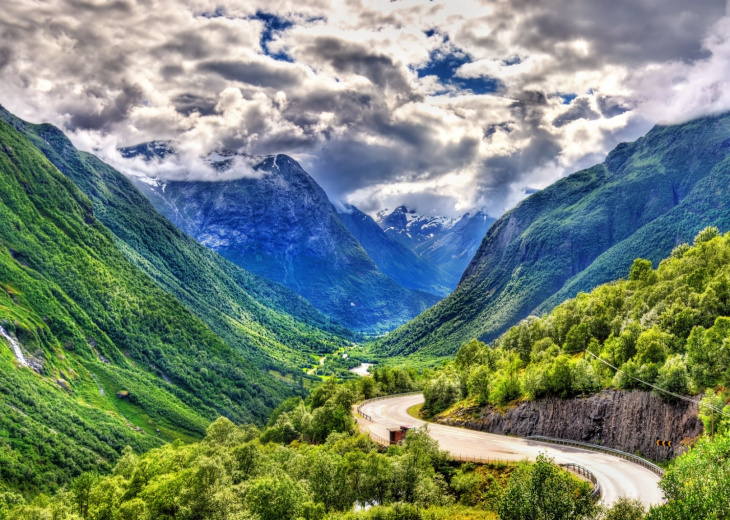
[0,48,11,70]
[67,83,144,130]
[597,95,630,118]
[461,0,725,67]
[300,36,413,91]
[198,60,303,89]
[171,93,218,116]
[552,98,600,128]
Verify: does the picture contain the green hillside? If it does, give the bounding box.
[0,107,353,377]
[375,113,730,360]
[423,227,730,432]
[0,113,303,494]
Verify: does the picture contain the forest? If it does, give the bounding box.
[420,227,730,439]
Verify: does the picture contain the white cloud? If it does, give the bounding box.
[0,0,728,218]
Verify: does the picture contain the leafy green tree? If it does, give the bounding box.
[467,364,492,405]
[497,454,596,520]
[244,474,306,520]
[71,472,99,519]
[423,372,462,415]
[546,356,574,398]
[698,389,730,436]
[564,323,590,354]
[454,339,487,371]
[646,433,730,520]
[490,373,522,406]
[654,355,689,399]
[693,226,719,245]
[629,258,657,285]
[573,358,601,396]
[599,497,646,520]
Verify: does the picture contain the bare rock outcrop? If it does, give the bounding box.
[436,390,702,461]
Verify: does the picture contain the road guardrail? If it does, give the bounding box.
[561,462,601,500]
[527,435,665,476]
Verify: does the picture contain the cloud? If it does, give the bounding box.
[0,0,728,218]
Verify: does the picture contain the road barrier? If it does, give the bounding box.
[527,435,665,476]
[561,462,601,500]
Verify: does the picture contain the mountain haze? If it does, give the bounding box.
[375,112,730,358]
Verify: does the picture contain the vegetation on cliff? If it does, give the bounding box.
[422,227,730,433]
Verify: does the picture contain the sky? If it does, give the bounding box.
[1,0,730,217]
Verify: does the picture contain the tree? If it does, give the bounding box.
[71,472,99,518]
[497,454,596,520]
[693,226,719,245]
[599,497,646,520]
[423,372,462,416]
[244,474,306,520]
[645,433,730,520]
[628,258,657,285]
[654,355,689,399]
[467,364,492,405]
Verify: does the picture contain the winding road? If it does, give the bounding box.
[358,394,664,508]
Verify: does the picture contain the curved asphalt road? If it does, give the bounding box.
[359,394,663,508]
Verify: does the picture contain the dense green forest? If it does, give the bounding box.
[0,376,640,520]
[420,227,730,437]
[0,105,354,379]
[374,112,730,361]
[1,372,726,520]
[0,109,311,494]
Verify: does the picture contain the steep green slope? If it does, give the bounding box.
[337,203,450,297]
[0,107,352,377]
[0,115,293,493]
[436,226,730,421]
[375,113,730,359]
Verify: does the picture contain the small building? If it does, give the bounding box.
[117,390,130,399]
[387,425,413,445]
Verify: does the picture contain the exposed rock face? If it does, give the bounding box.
[437,390,703,461]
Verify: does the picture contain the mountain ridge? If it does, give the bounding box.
[374,112,730,359]
[121,145,440,332]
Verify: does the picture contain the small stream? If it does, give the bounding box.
[0,325,27,366]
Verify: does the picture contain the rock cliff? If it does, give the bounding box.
[437,390,703,461]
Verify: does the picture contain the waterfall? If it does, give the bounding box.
[0,325,27,366]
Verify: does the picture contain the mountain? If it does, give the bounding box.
[376,206,495,289]
[121,147,440,332]
[0,109,352,379]
[0,111,306,493]
[377,205,459,249]
[375,112,730,359]
[336,203,450,297]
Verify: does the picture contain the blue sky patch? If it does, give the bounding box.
[560,93,578,105]
[417,47,499,95]
[251,11,295,62]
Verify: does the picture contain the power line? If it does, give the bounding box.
[584,350,730,419]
